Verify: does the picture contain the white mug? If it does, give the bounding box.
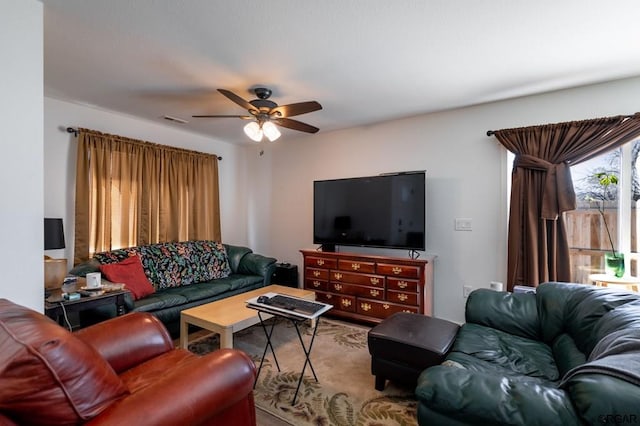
[86,272,102,289]
[490,281,504,292]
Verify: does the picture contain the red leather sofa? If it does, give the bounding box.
[0,298,257,425]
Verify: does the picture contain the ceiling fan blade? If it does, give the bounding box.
[192,114,252,119]
[218,89,259,112]
[273,118,319,134]
[270,101,322,118]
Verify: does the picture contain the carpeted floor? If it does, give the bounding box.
[188,317,418,426]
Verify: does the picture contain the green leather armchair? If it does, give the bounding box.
[416,282,640,425]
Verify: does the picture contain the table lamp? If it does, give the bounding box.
[44,218,68,291]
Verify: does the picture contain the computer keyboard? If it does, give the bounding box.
[261,294,326,315]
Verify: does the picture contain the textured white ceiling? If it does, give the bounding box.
[43,0,640,144]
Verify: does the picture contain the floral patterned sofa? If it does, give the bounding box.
[70,241,277,335]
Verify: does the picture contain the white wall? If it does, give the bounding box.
[44,97,249,267]
[0,1,43,311]
[251,76,640,323]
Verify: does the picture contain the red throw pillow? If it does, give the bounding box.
[100,255,155,300]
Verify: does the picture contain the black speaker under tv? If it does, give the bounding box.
[313,171,425,251]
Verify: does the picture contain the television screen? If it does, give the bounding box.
[313,172,425,251]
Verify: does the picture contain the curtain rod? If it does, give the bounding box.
[486,112,640,137]
[66,127,223,161]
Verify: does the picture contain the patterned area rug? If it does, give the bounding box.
[188,318,418,426]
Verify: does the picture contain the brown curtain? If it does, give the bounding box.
[493,113,640,290]
[74,128,221,264]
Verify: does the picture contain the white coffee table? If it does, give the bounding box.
[179,284,316,350]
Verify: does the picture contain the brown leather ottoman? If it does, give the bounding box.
[368,312,459,390]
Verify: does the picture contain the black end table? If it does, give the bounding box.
[45,289,128,329]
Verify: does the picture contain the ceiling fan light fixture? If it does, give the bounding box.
[262,121,281,142]
[243,121,263,142]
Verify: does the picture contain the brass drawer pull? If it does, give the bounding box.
[370,277,380,285]
[334,283,343,291]
[383,304,390,310]
[312,281,321,288]
[392,267,402,275]
[334,272,343,280]
[398,281,408,289]
[370,289,380,297]
[326,294,333,299]
[361,303,371,312]
[341,299,352,307]
[397,294,408,302]
[313,270,321,277]
[316,259,325,266]
[351,263,360,270]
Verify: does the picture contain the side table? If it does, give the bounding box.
[45,289,128,329]
[588,274,640,292]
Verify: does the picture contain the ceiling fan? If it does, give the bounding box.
[193,88,322,142]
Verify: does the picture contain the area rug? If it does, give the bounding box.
[188,318,418,426]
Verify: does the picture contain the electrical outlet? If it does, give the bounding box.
[455,218,472,231]
[463,285,473,298]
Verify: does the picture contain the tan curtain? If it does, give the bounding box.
[493,113,640,290]
[74,128,221,264]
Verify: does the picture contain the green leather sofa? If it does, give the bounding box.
[70,242,277,335]
[416,282,640,426]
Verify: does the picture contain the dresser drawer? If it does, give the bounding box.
[305,256,337,269]
[387,277,420,292]
[330,270,385,287]
[316,291,356,312]
[304,279,328,291]
[305,267,329,280]
[387,290,418,306]
[356,298,419,319]
[338,259,375,273]
[376,263,421,278]
[328,282,385,300]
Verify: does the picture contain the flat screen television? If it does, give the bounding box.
[313,172,425,251]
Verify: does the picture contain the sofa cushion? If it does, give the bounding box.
[100,255,155,300]
[132,289,189,312]
[178,282,233,303]
[537,282,640,353]
[593,299,640,346]
[0,299,128,425]
[213,274,264,291]
[224,244,253,272]
[416,365,581,426]
[465,289,540,341]
[451,323,559,381]
[563,285,640,355]
[94,241,231,290]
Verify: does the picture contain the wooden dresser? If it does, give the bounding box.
[300,249,434,324]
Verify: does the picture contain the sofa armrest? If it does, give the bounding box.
[237,252,277,281]
[86,349,256,426]
[416,365,581,426]
[465,289,540,340]
[75,312,173,373]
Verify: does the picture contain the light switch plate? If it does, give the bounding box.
[455,218,472,231]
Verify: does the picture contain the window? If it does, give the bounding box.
[73,129,221,264]
[566,139,640,283]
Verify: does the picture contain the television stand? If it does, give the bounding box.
[300,250,434,323]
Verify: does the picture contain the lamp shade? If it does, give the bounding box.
[243,121,263,142]
[44,218,65,250]
[262,121,281,142]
